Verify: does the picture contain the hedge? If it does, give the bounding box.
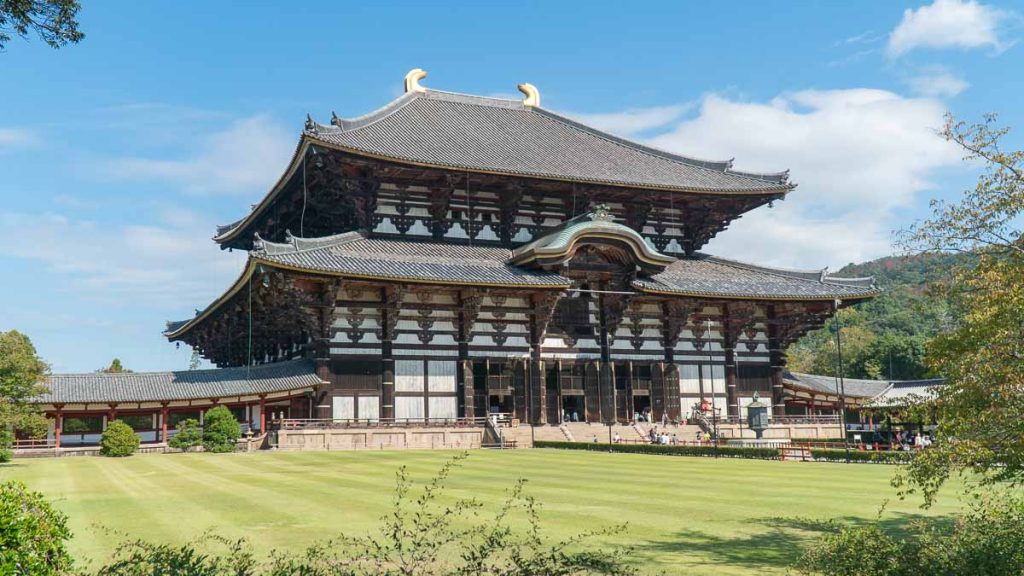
[534,441,780,460]
[810,448,914,464]
[534,441,918,465]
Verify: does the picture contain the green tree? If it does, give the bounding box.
[0,481,73,575]
[99,358,131,373]
[0,330,50,456]
[100,420,139,457]
[894,113,1024,504]
[0,0,83,50]
[201,406,240,453]
[167,419,202,452]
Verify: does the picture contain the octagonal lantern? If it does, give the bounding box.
[747,392,770,439]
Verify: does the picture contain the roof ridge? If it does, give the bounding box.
[47,358,311,379]
[534,107,793,187]
[254,230,365,256]
[701,254,826,282]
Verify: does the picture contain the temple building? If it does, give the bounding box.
[165,70,878,425]
[33,70,883,449]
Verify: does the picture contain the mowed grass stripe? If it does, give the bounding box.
[0,450,965,575]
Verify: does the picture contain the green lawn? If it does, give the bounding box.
[1,450,965,575]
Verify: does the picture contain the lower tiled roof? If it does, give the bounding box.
[633,254,879,300]
[784,371,891,399]
[255,232,572,287]
[36,359,322,405]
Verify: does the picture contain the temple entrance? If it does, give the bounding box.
[562,395,584,423]
[632,395,652,422]
[488,394,513,418]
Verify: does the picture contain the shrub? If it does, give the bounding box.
[797,493,1024,575]
[0,481,74,575]
[167,418,202,452]
[100,420,139,457]
[0,429,13,463]
[810,448,914,464]
[534,440,779,460]
[202,406,240,453]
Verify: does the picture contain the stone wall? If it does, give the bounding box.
[275,426,485,451]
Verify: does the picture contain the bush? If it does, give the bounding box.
[167,418,202,451]
[797,493,1024,575]
[0,481,74,575]
[534,440,780,460]
[202,406,240,453]
[100,420,139,457]
[811,448,914,464]
[0,429,13,463]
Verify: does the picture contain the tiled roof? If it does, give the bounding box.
[36,359,322,405]
[633,254,879,300]
[868,379,944,407]
[784,371,891,399]
[255,231,572,287]
[307,89,792,194]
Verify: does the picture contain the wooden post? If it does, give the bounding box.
[160,405,169,442]
[54,408,63,449]
[725,346,739,419]
[259,396,266,431]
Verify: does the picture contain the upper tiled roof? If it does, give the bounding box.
[36,359,322,405]
[633,254,880,301]
[255,231,572,287]
[306,89,792,194]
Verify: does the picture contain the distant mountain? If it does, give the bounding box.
[788,253,973,380]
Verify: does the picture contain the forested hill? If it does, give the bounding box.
[787,253,973,380]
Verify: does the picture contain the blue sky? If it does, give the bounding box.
[1,0,1021,372]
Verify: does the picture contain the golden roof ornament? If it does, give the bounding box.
[404,68,427,93]
[592,204,613,222]
[518,83,540,107]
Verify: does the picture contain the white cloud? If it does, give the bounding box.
[0,128,40,152]
[887,0,1014,57]
[643,88,961,268]
[0,210,243,308]
[907,69,970,97]
[105,115,295,195]
[569,104,691,137]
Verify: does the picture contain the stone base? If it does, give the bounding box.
[725,438,791,448]
[275,426,485,451]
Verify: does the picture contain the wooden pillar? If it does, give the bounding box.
[512,359,528,422]
[651,362,666,423]
[767,305,787,417]
[461,360,475,419]
[54,408,63,449]
[529,357,546,425]
[625,361,635,422]
[259,396,266,431]
[596,292,614,423]
[160,406,169,442]
[664,363,681,421]
[584,361,601,422]
[725,347,739,419]
[107,404,117,426]
[381,288,397,421]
